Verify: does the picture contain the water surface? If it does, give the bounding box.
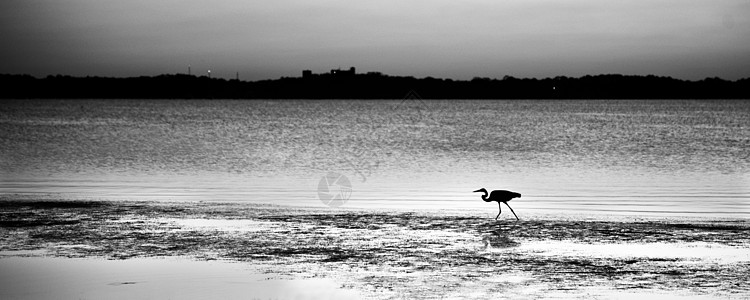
[1,99,748,218]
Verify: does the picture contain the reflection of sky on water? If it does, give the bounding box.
[515,241,750,264]
[1,171,746,218]
[0,257,362,300]
[156,217,750,265]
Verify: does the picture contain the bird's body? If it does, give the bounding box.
[473,188,521,220]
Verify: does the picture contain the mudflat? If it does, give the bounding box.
[1,199,748,299]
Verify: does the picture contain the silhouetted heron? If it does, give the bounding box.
[473,188,521,220]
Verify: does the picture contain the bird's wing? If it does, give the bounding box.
[490,190,509,197]
[490,190,518,199]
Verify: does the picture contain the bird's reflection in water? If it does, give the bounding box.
[481,230,520,251]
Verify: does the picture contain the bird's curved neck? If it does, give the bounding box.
[481,191,490,202]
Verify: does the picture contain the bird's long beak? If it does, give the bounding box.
[472,189,483,193]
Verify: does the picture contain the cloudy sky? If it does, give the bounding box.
[2,0,749,80]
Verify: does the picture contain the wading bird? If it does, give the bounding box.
[473,188,521,220]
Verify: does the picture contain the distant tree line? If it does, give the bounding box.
[1,73,748,99]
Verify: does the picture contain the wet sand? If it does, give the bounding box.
[1,198,749,299]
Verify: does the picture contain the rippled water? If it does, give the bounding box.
[1,100,748,218]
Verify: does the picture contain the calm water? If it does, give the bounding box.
[1,100,748,218]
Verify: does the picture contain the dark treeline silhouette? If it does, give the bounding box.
[2,72,749,99]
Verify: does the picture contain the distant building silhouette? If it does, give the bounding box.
[331,67,355,77]
[301,67,356,79]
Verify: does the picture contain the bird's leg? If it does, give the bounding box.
[504,202,519,220]
[495,202,502,220]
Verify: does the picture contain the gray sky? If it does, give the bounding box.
[2,0,749,80]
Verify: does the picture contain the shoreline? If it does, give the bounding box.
[1,198,749,299]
